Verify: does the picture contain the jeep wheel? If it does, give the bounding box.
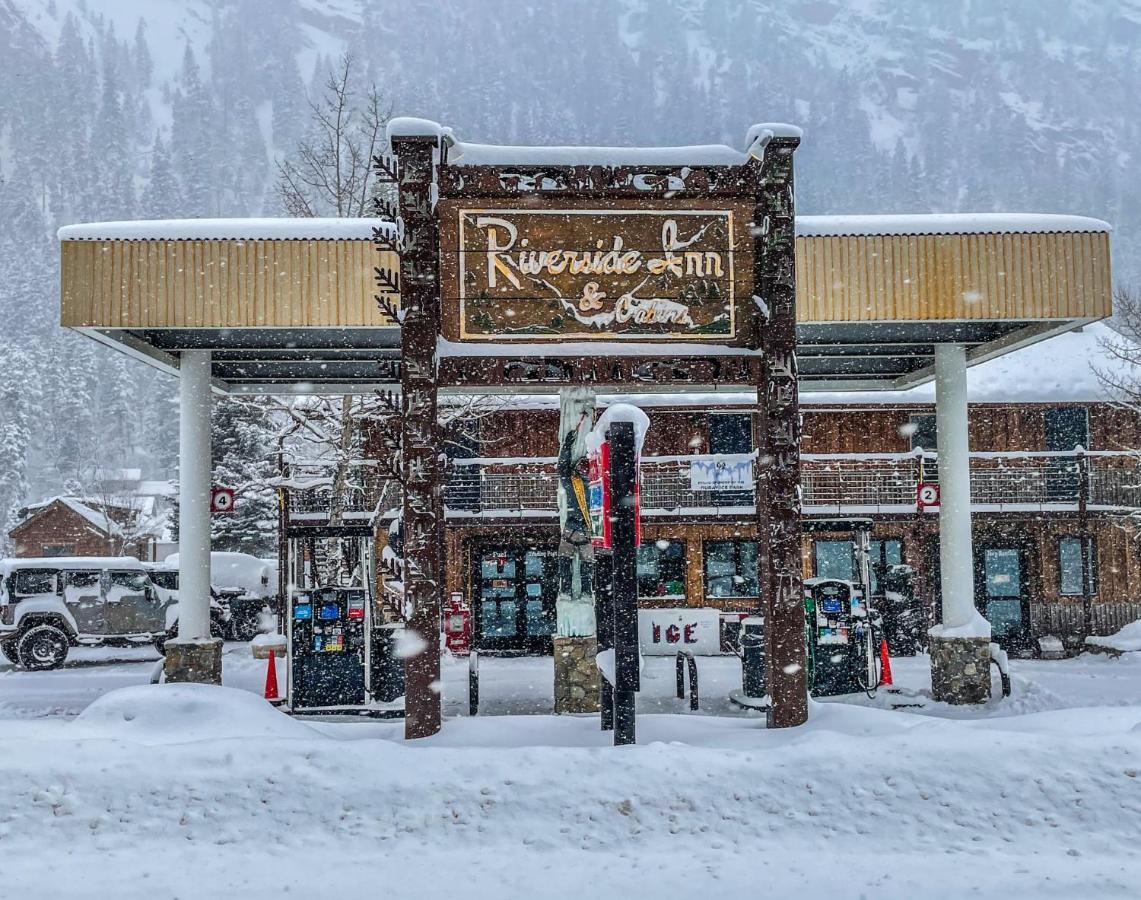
[17,625,70,671]
[0,638,18,665]
[230,609,261,643]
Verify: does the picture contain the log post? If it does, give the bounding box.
[390,129,443,739]
[752,130,808,728]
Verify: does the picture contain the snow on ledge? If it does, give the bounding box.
[57,218,397,242]
[451,143,748,167]
[929,613,993,641]
[797,213,1111,238]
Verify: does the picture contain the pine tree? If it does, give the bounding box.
[210,398,278,557]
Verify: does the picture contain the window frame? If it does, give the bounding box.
[702,539,760,599]
[1057,535,1098,597]
[909,414,938,452]
[812,539,857,582]
[13,568,60,597]
[636,539,687,601]
[40,543,76,558]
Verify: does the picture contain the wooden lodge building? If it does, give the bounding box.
[404,321,1141,658]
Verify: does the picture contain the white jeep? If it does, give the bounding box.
[0,557,228,670]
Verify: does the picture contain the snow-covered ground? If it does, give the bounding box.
[1,647,1139,898]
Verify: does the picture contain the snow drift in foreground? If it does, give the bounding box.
[0,684,1138,898]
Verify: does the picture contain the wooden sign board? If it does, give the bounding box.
[440,200,754,343]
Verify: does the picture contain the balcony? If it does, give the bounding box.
[278,451,1141,524]
[442,450,1141,518]
[280,460,390,525]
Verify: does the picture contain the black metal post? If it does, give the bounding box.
[468,650,479,716]
[595,551,615,731]
[609,421,639,746]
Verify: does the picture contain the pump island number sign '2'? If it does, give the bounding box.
[440,204,753,342]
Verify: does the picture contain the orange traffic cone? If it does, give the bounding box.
[264,650,280,701]
[878,639,894,687]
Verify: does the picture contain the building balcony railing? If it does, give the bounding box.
[442,450,1141,518]
[279,451,1141,523]
[280,460,389,524]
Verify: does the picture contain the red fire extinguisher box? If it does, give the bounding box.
[444,592,471,656]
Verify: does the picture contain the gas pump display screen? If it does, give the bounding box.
[318,603,340,620]
[294,604,313,620]
[821,598,843,614]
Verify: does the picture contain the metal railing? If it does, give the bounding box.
[282,460,388,521]
[442,450,1141,515]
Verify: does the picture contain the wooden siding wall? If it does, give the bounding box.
[60,239,399,328]
[796,231,1112,323]
[469,403,1141,457]
[63,231,1110,330]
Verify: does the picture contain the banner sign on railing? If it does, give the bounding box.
[689,455,752,491]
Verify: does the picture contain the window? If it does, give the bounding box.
[1058,536,1097,596]
[637,540,686,599]
[909,414,937,451]
[869,539,903,595]
[703,540,759,598]
[813,540,856,581]
[708,413,752,454]
[41,544,75,557]
[1045,408,1089,452]
[13,569,58,596]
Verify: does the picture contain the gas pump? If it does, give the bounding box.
[803,577,878,697]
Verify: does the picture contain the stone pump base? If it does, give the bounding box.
[164,637,224,685]
[553,635,601,714]
[930,634,992,704]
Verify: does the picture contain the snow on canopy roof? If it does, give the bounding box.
[57,218,397,242]
[796,213,1111,237]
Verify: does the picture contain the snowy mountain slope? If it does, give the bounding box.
[2,0,1140,546]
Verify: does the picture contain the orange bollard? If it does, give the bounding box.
[264,650,280,701]
[878,639,894,687]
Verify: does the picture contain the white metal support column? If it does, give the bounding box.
[929,343,992,703]
[176,349,213,641]
[934,343,978,629]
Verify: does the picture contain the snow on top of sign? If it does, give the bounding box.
[451,142,749,167]
[57,218,396,242]
[796,213,1111,237]
[441,121,801,167]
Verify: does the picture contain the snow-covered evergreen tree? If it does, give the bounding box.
[210,398,278,557]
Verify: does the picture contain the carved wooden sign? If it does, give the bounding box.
[440,201,752,343]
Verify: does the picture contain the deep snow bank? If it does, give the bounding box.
[0,687,1138,898]
[73,683,320,743]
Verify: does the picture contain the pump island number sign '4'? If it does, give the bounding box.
[440,204,754,342]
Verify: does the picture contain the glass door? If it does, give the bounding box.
[476,546,556,654]
[974,544,1031,652]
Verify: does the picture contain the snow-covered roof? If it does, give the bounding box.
[57,218,396,242]
[796,213,1111,237]
[57,213,1109,245]
[13,497,126,536]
